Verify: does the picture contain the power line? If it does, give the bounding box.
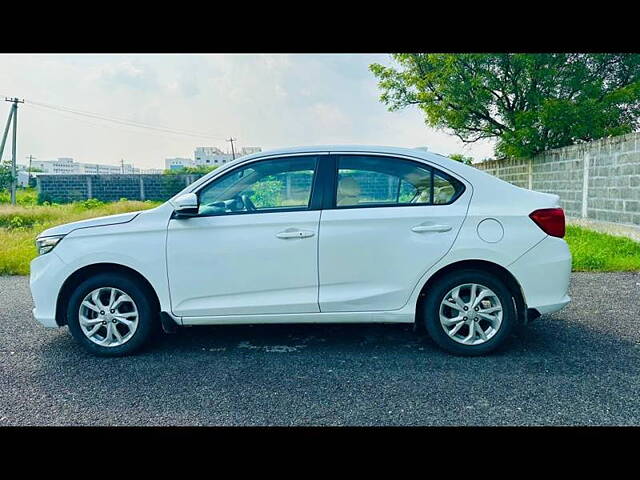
[1,95,247,174]
[23,98,229,141]
[25,102,228,144]
[26,99,224,138]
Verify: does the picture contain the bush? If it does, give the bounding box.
[0,187,38,206]
[80,198,105,209]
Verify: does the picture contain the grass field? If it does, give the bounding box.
[0,196,160,275]
[0,188,639,275]
[565,224,640,272]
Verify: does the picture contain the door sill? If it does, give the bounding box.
[180,310,414,326]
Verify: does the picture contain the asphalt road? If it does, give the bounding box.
[1,272,639,426]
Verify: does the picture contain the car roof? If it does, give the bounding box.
[240,144,450,163]
[221,144,476,178]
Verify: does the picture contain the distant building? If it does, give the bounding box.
[193,146,262,167]
[194,147,233,166]
[31,157,80,174]
[165,157,195,171]
[29,157,140,175]
[17,170,31,187]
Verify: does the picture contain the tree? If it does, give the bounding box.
[0,161,14,191]
[449,153,473,165]
[370,54,640,158]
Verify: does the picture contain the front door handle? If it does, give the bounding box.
[411,224,452,233]
[276,228,316,239]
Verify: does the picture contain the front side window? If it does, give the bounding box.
[197,156,317,216]
[335,155,463,208]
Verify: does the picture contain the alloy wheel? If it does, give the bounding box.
[439,283,503,345]
[78,287,139,347]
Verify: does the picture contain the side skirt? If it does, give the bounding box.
[180,310,415,326]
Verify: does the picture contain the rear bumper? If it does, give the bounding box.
[508,236,572,317]
[534,296,571,315]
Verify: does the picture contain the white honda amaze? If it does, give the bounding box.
[30,146,571,356]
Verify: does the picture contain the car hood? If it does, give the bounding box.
[38,211,142,238]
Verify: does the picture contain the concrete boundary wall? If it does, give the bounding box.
[475,132,640,226]
[36,174,203,204]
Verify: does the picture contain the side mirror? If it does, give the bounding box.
[171,193,199,218]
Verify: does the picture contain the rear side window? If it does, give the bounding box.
[335,155,463,208]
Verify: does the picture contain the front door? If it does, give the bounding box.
[167,155,322,317]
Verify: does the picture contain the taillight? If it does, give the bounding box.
[529,208,565,238]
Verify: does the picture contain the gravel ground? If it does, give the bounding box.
[1,272,639,426]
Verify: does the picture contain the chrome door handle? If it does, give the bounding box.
[276,228,315,239]
[411,224,452,233]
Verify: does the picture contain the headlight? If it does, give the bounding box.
[35,235,65,255]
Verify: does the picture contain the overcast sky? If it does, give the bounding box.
[0,54,495,169]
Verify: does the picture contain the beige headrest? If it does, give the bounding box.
[338,177,361,197]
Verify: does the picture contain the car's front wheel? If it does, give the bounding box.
[67,273,157,356]
[423,269,517,356]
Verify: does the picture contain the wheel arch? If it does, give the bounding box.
[414,259,527,329]
[55,263,161,327]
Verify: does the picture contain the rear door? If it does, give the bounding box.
[318,154,471,312]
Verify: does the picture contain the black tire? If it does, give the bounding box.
[423,269,516,356]
[67,272,158,357]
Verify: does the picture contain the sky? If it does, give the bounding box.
[0,54,495,170]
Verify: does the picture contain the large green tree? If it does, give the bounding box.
[370,54,640,158]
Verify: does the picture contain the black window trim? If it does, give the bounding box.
[189,154,324,218]
[327,153,466,211]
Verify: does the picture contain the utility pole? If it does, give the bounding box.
[1,97,24,205]
[226,137,237,160]
[26,154,36,187]
[121,158,125,174]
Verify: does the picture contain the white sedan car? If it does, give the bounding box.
[30,146,571,356]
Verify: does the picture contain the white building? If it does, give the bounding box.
[165,147,262,171]
[194,146,262,167]
[165,157,195,171]
[194,147,233,167]
[29,157,141,175]
[31,157,80,174]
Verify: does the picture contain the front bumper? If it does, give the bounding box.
[30,251,67,328]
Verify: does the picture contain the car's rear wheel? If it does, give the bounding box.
[423,269,516,356]
[67,273,157,356]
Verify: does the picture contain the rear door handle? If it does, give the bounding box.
[276,228,315,239]
[411,224,452,233]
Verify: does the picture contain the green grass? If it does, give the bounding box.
[0,198,161,275]
[565,225,640,272]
